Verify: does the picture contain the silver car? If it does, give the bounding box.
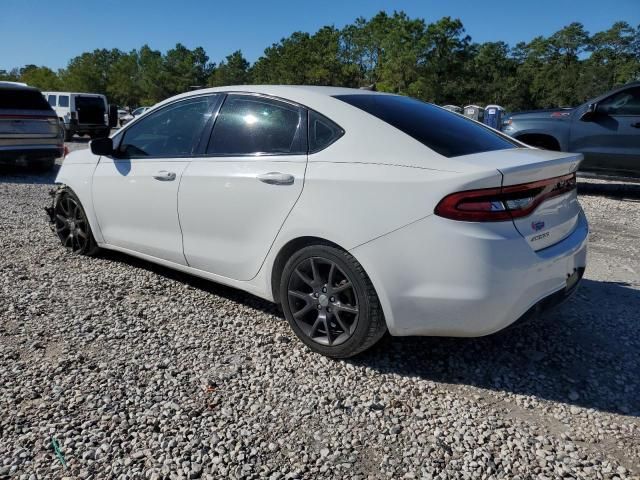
[0,82,64,171]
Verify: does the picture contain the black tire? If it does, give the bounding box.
[52,187,100,256]
[280,244,386,358]
[63,128,72,142]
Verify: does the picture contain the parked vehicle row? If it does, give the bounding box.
[49,86,587,358]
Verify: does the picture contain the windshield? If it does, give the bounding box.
[334,94,518,158]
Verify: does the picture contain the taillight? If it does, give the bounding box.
[435,173,576,222]
[63,145,69,158]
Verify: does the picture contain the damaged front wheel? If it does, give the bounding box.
[50,187,100,256]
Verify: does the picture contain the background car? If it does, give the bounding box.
[43,91,114,141]
[0,82,63,171]
[502,82,640,179]
[49,86,587,358]
[119,106,151,126]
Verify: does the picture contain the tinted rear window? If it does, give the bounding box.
[0,89,52,111]
[334,94,518,158]
[75,96,105,110]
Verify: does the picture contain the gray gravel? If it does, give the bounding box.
[0,144,639,479]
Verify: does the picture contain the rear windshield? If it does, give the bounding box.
[334,94,518,158]
[75,96,105,110]
[0,88,53,111]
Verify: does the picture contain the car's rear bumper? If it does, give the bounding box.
[350,209,588,337]
[0,145,64,165]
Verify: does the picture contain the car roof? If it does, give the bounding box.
[153,85,392,115]
[0,81,36,91]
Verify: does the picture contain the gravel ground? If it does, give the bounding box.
[0,143,639,479]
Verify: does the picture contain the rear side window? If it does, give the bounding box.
[207,95,305,156]
[334,94,518,158]
[58,95,69,107]
[309,110,344,153]
[48,95,57,107]
[0,88,52,110]
[119,95,217,158]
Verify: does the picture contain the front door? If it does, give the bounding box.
[92,95,218,264]
[179,94,308,281]
[570,86,640,177]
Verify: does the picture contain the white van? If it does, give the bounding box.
[42,92,111,141]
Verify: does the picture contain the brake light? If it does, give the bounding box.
[435,173,576,222]
[63,145,69,158]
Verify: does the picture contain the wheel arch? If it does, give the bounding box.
[513,132,563,151]
[55,163,104,244]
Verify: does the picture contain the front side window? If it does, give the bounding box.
[48,95,57,107]
[334,94,518,158]
[118,96,217,158]
[207,95,305,156]
[58,95,69,107]
[598,87,640,116]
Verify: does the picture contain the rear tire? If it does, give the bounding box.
[279,244,386,358]
[52,187,100,256]
[63,128,72,142]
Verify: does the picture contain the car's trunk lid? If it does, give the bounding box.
[0,109,60,142]
[456,148,583,251]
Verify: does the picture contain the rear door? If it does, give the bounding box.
[92,95,218,264]
[178,93,307,280]
[570,86,640,177]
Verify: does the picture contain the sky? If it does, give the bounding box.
[1,0,639,71]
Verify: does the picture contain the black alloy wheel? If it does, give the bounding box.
[287,256,360,346]
[280,245,386,358]
[53,189,99,255]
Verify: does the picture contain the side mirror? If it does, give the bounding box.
[108,104,119,128]
[580,103,599,122]
[91,137,114,156]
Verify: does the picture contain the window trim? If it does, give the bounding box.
[308,110,345,154]
[112,93,222,160]
[200,92,308,158]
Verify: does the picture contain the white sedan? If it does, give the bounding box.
[49,86,588,358]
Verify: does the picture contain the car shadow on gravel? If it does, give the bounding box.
[350,279,640,417]
[0,165,60,185]
[98,250,284,317]
[578,181,640,200]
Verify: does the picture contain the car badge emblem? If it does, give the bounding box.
[531,221,545,231]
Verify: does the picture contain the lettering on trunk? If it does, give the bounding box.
[531,232,550,242]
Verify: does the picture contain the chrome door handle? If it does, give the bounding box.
[257,172,295,185]
[153,170,176,181]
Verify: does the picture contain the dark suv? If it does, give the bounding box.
[502,82,640,179]
[0,82,64,171]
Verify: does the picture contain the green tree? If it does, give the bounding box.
[209,50,251,86]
